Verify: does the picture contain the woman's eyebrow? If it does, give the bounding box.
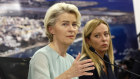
[62,20,69,22]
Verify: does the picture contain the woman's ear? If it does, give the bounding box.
[48,26,55,35]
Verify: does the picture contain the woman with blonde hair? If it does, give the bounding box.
[28,2,94,79]
[79,19,117,79]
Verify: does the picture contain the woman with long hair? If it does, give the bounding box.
[79,19,117,79]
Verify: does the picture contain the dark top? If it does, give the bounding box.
[130,50,140,79]
[79,55,118,79]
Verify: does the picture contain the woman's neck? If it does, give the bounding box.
[49,42,68,57]
[96,51,105,58]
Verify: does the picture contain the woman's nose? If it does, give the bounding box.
[69,24,77,31]
[101,35,107,41]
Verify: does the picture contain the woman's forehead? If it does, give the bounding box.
[92,23,108,33]
[56,13,76,22]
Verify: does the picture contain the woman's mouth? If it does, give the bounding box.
[102,44,108,47]
[67,35,74,38]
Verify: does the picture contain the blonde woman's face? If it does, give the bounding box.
[89,23,110,53]
[49,12,78,45]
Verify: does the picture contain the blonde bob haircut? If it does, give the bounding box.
[44,2,81,42]
[81,18,114,76]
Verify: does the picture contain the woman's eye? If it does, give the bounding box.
[95,35,100,38]
[104,33,109,37]
[72,24,77,27]
[62,23,68,26]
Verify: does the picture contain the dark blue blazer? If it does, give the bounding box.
[79,55,118,79]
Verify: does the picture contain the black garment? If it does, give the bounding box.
[130,50,140,79]
[79,55,118,79]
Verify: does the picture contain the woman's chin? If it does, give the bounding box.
[65,41,74,45]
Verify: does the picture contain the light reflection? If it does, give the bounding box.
[0,1,21,15]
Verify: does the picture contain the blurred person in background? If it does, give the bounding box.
[79,19,118,79]
[130,32,140,79]
[28,2,94,79]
